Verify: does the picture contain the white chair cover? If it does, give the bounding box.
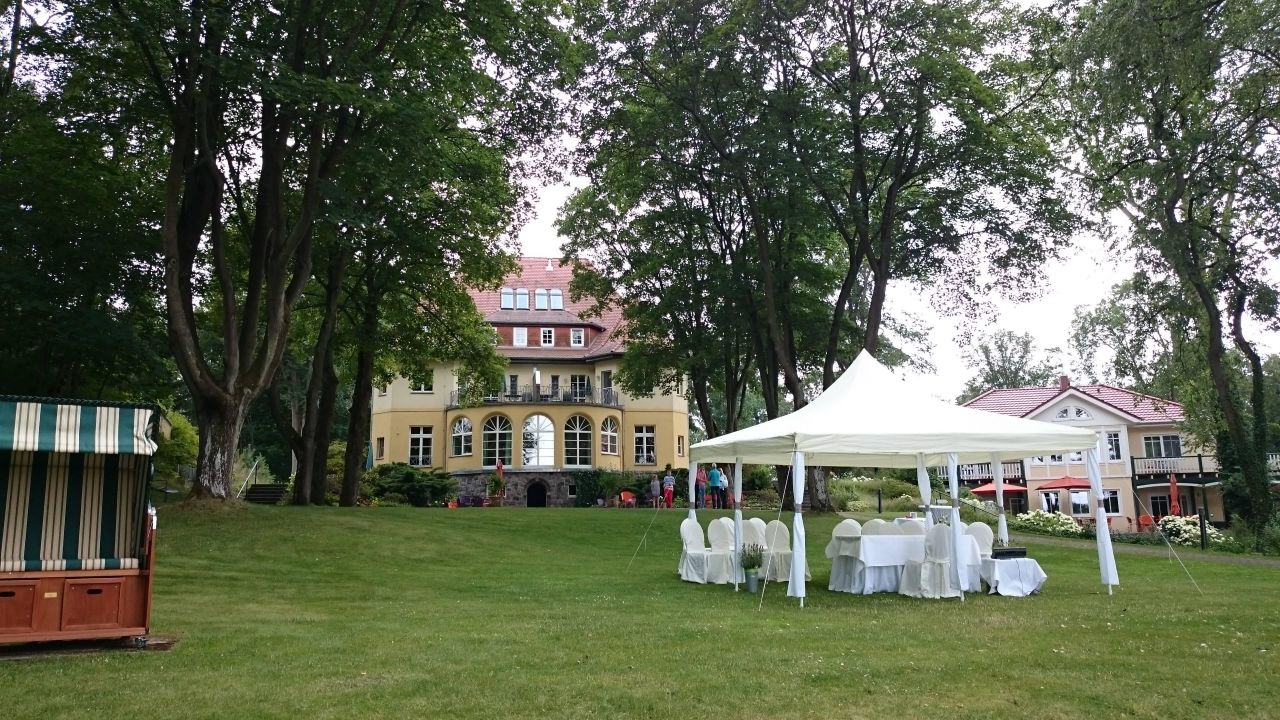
[899,519,926,535]
[762,519,810,582]
[899,524,962,599]
[827,520,863,593]
[706,517,742,584]
[862,518,889,535]
[677,519,709,584]
[966,522,994,557]
[743,517,768,551]
[877,522,903,535]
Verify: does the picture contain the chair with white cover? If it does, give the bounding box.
[966,522,994,558]
[899,523,961,599]
[705,517,741,584]
[677,519,710,583]
[876,522,903,535]
[862,518,889,535]
[762,519,810,582]
[826,519,863,593]
[899,519,927,535]
[964,522,995,590]
[744,517,769,552]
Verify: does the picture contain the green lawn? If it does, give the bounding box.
[4,506,1279,719]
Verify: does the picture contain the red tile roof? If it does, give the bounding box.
[965,384,1184,423]
[471,257,625,360]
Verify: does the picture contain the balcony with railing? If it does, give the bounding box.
[448,385,623,408]
[1130,453,1280,486]
[956,461,1026,484]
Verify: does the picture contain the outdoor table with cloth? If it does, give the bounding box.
[828,533,983,595]
[980,557,1048,597]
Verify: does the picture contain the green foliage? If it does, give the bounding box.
[232,448,278,493]
[362,463,458,508]
[153,411,198,489]
[739,543,764,571]
[487,472,505,496]
[958,330,1061,402]
[1010,510,1090,537]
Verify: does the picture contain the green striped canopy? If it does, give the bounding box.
[0,398,158,455]
[0,398,156,572]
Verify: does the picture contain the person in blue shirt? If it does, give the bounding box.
[708,464,722,509]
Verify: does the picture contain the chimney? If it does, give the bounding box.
[546,258,553,271]
[1058,374,1070,391]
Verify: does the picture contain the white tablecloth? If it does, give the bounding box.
[980,558,1047,597]
[828,535,981,594]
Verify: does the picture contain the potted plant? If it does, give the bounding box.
[447,496,459,509]
[741,543,765,592]
[487,472,505,507]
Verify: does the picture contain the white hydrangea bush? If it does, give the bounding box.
[1157,515,1224,546]
[1011,509,1089,537]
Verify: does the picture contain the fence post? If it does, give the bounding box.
[1199,507,1208,551]
[877,488,882,514]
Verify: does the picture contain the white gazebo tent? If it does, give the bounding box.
[689,350,1119,605]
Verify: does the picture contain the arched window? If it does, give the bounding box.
[482,415,512,468]
[601,417,618,455]
[499,287,514,309]
[549,289,563,310]
[522,414,554,466]
[515,288,529,309]
[452,417,473,457]
[565,416,592,467]
[535,288,549,310]
[1054,405,1093,421]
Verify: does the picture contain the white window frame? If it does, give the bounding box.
[1039,491,1060,513]
[1101,489,1121,515]
[1106,431,1122,461]
[570,328,585,347]
[452,417,473,457]
[522,414,555,467]
[500,287,514,309]
[375,437,385,460]
[535,288,549,310]
[564,415,592,468]
[1143,434,1182,458]
[515,288,529,309]
[549,289,563,310]
[411,377,433,393]
[601,417,618,455]
[408,426,432,467]
[513,327,528,347]
[677,435,685,457]
[378,386,387,397]
[541,328,554,347]
[1069,490,1090,516]
[482,415,513,468]
[1067,451,1083,463]
[634,425,656,465]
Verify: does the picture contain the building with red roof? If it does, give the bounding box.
[371,257,689,506]
[960,375,1225,530]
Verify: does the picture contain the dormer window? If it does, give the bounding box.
[570,328,585,347]
[549,289,563,310]
[500,287,514,309]
[515,288,529,309]
[535,288,549,310]
[1054,405,1092,421]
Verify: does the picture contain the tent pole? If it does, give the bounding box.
[786,450,808,606]
[1086,447,1120,592]
[688,462,697,523]
[915,454,932,528]
[947,453,965,602]
[733,457,744,591]
[991,452,1008,546]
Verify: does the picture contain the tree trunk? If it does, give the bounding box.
[308,355,339,505]
[341,344,375,506]
[191,400,247,500]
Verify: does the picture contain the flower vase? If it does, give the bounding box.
[745,569,759,593]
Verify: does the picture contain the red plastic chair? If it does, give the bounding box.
[1137,514,1155,532]
[619,491,637,508]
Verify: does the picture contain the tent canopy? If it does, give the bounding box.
[690,351,1098,467]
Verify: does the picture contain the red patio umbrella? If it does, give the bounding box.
[971,482,1027,495]
[1036,476,1093,490]
[1169,473,1181,516]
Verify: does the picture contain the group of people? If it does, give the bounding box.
[695,464,732,509]
[643,463,736,510]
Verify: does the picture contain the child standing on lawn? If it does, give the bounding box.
[662,470,676,508]
[649,475,662,508]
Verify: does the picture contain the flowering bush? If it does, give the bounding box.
[846,499,871,513]
[1010,509,1089,537]
[1157,515,1225,547]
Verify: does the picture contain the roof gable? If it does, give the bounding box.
[964,384,1184,424]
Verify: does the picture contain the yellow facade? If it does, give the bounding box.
[370,364,690,475]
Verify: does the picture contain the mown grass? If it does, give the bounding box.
[3,506,1279,719]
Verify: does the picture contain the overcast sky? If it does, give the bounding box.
[516,179,1275,401]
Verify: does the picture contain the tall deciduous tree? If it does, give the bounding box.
[1061,0,1280,533]
[958,330,1060,403]
[64,0,573,497]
